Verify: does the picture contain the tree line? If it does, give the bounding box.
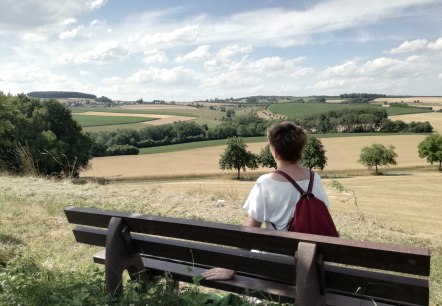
[292,107,433,134]
[89,113,270,156]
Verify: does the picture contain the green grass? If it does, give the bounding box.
[269,102,432,119]
[72,114,155,127]
[139,136,267,154]
[138,133,421,155]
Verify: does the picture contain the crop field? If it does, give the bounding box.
[268,102,430,119]
[373,97,442,111]
[72,113,155,127]
[82,134,429,179]
[70,105,227,130]
[390,112,442,133]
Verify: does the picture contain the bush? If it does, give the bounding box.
[106,145,139,156]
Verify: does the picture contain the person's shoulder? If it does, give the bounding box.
[256,173,274,184]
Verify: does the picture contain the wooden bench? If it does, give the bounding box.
[65,206,431,306]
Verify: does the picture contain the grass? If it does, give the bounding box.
[269,102,432,119]
[139,136,267,154]
[72,114,155,127]
[137,133,420,155]
[0,171,440,305]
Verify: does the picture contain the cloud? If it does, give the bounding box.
[59,41,129,64]
[90,0,107,10]
[388,36,442,53]
[204,45,252,70]
[59,25,84,39]
[0,67,66,83]
[127,66,198,85]
[438,73,442,79]
[175,45,210,63]
[0,0,96,32]
[140,24,199,46]
[90,19,102,27]
[143,49,168,64]
[22,33,48,42]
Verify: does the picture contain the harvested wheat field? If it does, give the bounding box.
[78,111,196,125]
[82,135,428,179]
[374,97,442,111]
[120,104,197,110]
[390,112,442,133]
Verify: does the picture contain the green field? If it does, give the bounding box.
[269,102,432,119]
[72,114,155,127]
[137,132,420,155]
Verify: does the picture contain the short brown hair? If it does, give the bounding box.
[267,122,307,163]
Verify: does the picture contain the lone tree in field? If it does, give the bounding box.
[418,134,442,171]
[358,143,398,174]
[302,136,327,170]
[219,136,258,179]
[259,144,277,169]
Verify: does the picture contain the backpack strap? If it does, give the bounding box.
[307,170,315,193]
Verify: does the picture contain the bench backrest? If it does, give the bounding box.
[65,206,430,305]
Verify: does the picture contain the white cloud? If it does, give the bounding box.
[59,25,84,39]
[80,70,89,76]
[141,24,199,46]
[175,45,210,63]
[22,33,48,42]
[0,67,66,83]
[438,73,442,79]
[60,18,77,26]
[90,0,107,10]
[90,19,102,27]
[143,49,168,64]
[389,39,428,54]
[388,37,442,53]
[59,41,129,64]
[127,66,198,85]
[320,61,358,78]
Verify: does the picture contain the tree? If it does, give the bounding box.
[418,134,442,171]
[302,136,327,170]
[219,136,258,179]
[259,144,277,169]
[358,143,398,174]
[0,93,92,177]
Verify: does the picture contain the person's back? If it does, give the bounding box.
[202,121,333,281]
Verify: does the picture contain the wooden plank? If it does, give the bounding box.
[325,265,429,305]
[73,226,295,283]
[94,251,420,306]
[93,250,295,304]
[65,207,431,276]
[76,227,428,304]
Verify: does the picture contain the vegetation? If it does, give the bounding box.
[0,93,92,177]
[418,134,442,170]
[27,91,97,99]
[219,137,258,179]
[339,93,386,103]
[88,113,270,156]
[259,144,277,169]
[358,143,398,174]
[302,137,327,170]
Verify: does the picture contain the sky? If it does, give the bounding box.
[0,0,441,102]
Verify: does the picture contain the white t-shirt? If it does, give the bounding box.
[243,172,330,230]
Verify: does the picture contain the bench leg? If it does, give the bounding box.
[105,217,148,296]
[295,242,325,306]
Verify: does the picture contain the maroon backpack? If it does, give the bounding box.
[272,170,339,237]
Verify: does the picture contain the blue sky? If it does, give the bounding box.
[0,0,441,101]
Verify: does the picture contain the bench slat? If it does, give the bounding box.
[65,207,431,276]
[75,226,429,305]
[93,250,296,304]
[94,250,412,306]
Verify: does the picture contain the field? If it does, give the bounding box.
[70,105,227,130]
[1,168,441,304]
[373,96,442,111]
[72,113,156,127]
[268,102,431,119]
[82,134,429,179]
